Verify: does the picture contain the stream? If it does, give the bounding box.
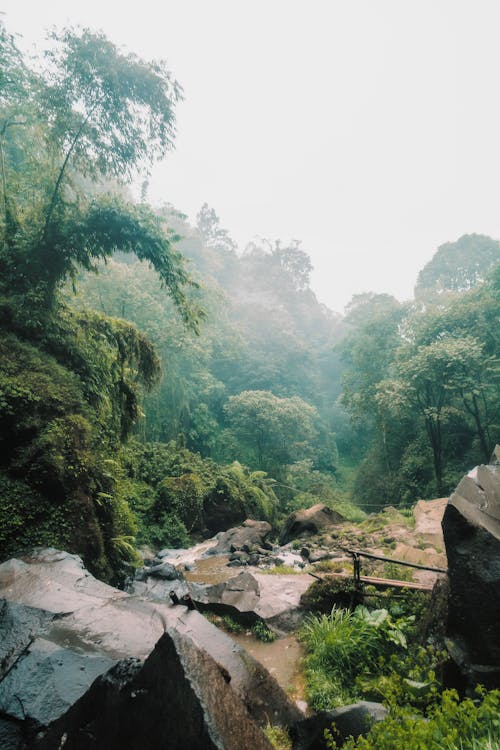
[162,545,309,709]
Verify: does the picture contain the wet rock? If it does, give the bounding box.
[127,559,187,601]
[0,548,128,615]
[125,575,188,602]
[189,570,313,632]
[0,599,54,679]
[208,519,273,555]
[291,701,387,750]
[145,562,183,580]
[442,450,500,685]
[0,637,115,727]
[256,547,271,556]
[0,549,300,745]
[38,630,275,750]
[280,504,345,545]
[0,717,23,750]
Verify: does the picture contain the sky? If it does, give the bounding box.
[2,0,500,313]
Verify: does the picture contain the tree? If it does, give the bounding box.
[243,238,313,292]
[196,202,237,255]
[224,390,320,477]
[0,22,201,579]
[0,23,197,325]
[415,234,500,297]
[376,336,495,495]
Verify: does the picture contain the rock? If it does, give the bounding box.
[280,504,345,545]
[188,570,313,632]
[0,637,115,727]
[413,497,448,549]
[0,548,128,615]
[308,549,332,564]
[208,519,272,555]
[442,451,500,685]
[37,630,275,750]
[127,559,186,601]
[291,701,388,750]
[0,599,54,679]
[0,549,300,745]
[0,717,23,750]
[145,561,183,580]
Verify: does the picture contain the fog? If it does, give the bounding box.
[4,0,500,311]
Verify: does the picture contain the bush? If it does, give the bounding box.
[300,605,416,710]
[252,620,277,642]
[327,688,500,750]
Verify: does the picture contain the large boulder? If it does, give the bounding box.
[0,599,54,679]
[188,570,312,632]
[442,450,500,685]
[0,548,302,747]
[208,519,272,555]
[37,630,275,750]
[290,701,388,750]
[280,504,345,545]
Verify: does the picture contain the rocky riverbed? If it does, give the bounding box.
[2,453,499,748]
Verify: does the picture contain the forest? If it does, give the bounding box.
[0,21,498,582]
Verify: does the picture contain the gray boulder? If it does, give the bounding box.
[37,630,275,750]
[208,519,272,555]
[442,450,500,685]
[0,637,115,727]
[0,599,54,679]
[280,504,345,545]
[188,569,312,632]
[291,701,388,750]
[0,548,300,746]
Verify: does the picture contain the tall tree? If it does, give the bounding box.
[0,23,197,326]
[224,390,320,476]
[415,234,500,297]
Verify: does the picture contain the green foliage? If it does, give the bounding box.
[146,513,190,549]
[329,688,500,750]
[204,612,244,634]
[251,620,277,642]
[300,605,416,710]
[224,389,320,477]
[116,440,278,547]
[300,578,360,613]
[340,253,499,504]
[416,234,500,296]
[0,20,204,579]
[156,473,205,530]
[264,725,292,750]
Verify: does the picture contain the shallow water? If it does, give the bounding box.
[231,632,306,703]
[183,555,232,584]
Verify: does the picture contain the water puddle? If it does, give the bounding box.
[183,555,232,585]
[231,632,306,705]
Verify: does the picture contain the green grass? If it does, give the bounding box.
[264,725,292,750]
[300,607,382,709]
[260,564,300,575]
[252,620,277,642]
[332,689,500,750]
[203,612,244,634]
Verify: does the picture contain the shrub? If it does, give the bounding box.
[326,688,500,750]
[252,620,277,642]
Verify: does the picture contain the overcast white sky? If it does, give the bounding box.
[2,1,500,313]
